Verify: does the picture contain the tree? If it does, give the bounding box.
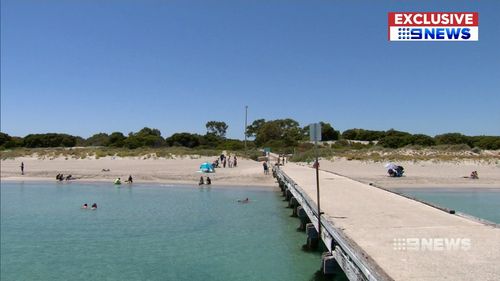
[217,139,245,150]
[471,136,500,150]
[123,127,165,148]
[0,133,23,148]
[86,133,110,146]
[378,129,412,148]
[246,119,266,138]
[320,122,340,141]
[5,137,24,148]
[108,132,126,147]
[205,121,228,138]
[410,134,435,146]
[253,118,302,147]
[435,133,472,146]
[255,122,282,146]
[199,133,222,148]
[165,133,201,148]
[136,127,162,138]
[341,129,385,141]
[341,129,359,140]
[23,133,77,148]
[0,132,12,147]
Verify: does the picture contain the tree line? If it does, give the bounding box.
[0,121,241,150]
[341,128,500,150]
[1,119,499,150]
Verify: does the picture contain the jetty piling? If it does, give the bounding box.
[297,206,310,231]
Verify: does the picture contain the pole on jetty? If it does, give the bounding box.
[310,123,322,240]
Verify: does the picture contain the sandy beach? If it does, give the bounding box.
[0,156,275,187]
[2,155,499,189]
[299,157,500,189]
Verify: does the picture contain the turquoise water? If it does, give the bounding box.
[1,182,333,281]
[396,188,500,224]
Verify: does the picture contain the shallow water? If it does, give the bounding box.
[1,182,339,281]
[395,188,500,224]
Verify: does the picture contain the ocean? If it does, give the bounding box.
[0,182,337,281]
[395,187,500,224]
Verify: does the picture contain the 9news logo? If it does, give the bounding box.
[388,12,478,41]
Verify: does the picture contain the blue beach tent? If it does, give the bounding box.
[200,162,215,173]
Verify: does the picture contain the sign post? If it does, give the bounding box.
[309,123,322,241]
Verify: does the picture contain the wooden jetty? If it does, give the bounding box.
[273,163,500,281]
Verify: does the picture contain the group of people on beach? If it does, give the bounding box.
[81,203,98,210]
[199,176,212,185]
[262,154,288,175]
[56,174,74,181]
[114,175,133,185]
[276,154,287,166]
[212,154,237,169]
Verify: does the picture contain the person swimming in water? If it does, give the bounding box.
[91,203,97,210]
[237,198,249,203]
[81,203,88,209]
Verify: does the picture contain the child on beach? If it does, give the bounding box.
[126,175,133,183]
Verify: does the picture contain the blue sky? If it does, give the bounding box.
[1,0,499,139]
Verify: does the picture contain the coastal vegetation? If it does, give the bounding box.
[1,119,499,162]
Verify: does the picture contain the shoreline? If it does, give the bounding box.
[2,155,500,190]
[0,177,276,189]
[0,178,277,191]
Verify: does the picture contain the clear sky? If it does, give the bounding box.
[1,0,499,139]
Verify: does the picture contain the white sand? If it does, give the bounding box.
[297,157,500,188]
[2,155,499,189]
[1,156,275,187]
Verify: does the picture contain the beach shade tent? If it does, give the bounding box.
[384,163,398,170]
[199,162,215,173]
[385,162,404,177]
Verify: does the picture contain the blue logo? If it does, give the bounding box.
[398,27,471,40]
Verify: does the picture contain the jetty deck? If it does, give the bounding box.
[275,163,500,281]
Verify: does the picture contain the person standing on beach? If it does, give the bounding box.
[20,162,24,175]
[126,175,133,183]
[263,162,269,175]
